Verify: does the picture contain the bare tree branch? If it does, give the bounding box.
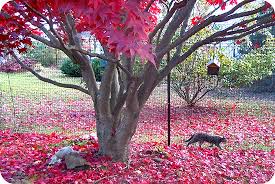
[69,47,133,78]
[217,4,265,22]
[157,14,274,83]
[30,33,60,49]
[220,12,272,35]
[144,0,156,12]
[193,77,219,104]
[149,0,190,41]
[157,0,265,58]
[155,0,174,45]
[222,13,273,35]
[213,21,275,42]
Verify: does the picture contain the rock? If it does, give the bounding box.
[48,155,61,165]
[64,152,90,170]
[48,146,76,165]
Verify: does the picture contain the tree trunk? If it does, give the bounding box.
[96,108,140,161]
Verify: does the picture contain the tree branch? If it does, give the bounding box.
[217,3,265,22]
[69,47,132,78]
[220,12,272,35]
[157,0,264,58]
[213,21,275,42]
[99,48,117,115]
[8,2,60,46]
[193,77,219,104]
[23,2,50,24]
[23,2,67,48]
[65,13,82,47]
[220,14,273,36]
[144,0,156,12]
[149,0,190,41]
[30,34,59,49]
[157,12,274,83]
[110,68,120,113]
[155,0,176,45]
[204,0,230,19]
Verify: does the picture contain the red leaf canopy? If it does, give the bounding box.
[0,0,160,64]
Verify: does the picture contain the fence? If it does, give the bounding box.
[1,60,275,143]
[0,67,171,135]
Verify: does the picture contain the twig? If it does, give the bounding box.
[93,175,118,184]
[144,0,156,12]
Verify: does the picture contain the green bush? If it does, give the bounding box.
[24,41,56,67]
[60,59,81,77]
[223,47,275,87]
[60,58,105,80]
[91,58,104,81]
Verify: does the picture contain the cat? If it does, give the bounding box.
[185,133,226,149]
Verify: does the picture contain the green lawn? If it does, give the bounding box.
[0,68,90,100]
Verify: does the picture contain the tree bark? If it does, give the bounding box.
[96,107,140,161]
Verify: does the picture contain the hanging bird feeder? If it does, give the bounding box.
[207,57,220,76]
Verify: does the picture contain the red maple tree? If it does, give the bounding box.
[0,0,274,161]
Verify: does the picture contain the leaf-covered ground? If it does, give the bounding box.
[0,98,274,183]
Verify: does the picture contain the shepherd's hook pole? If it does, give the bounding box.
[167,52,171,146]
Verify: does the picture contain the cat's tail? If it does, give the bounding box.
[185,134,194,142]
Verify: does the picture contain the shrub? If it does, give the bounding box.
[0,59,36,73]
[223,47,275,87]
[24,41,57,67]
[171,49,232,106]
[91,58,105,81]
[60,59,81,77]
[60,58,106,80]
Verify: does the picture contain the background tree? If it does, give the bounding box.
[23,41,57,67]
[236,7,275,55]
[0,0,274,161]
[223,44,275,87]
[171,47,233,106]
[170,26,232,107]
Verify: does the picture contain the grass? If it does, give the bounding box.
[0,68,90,101]
[0,70,94,134]
[1,70,274,147]
[211,98,275,117]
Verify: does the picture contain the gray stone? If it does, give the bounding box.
[48,146,76,165]
[64,152,90,170]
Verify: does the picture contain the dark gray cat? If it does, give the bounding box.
[185,133,226,149]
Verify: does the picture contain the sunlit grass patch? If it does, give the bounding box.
[0,71,89,101]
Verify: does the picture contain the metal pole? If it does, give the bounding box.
[55,49,58,65]
[167,52,171,146]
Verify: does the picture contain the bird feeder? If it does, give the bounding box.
[207,57,220,75]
